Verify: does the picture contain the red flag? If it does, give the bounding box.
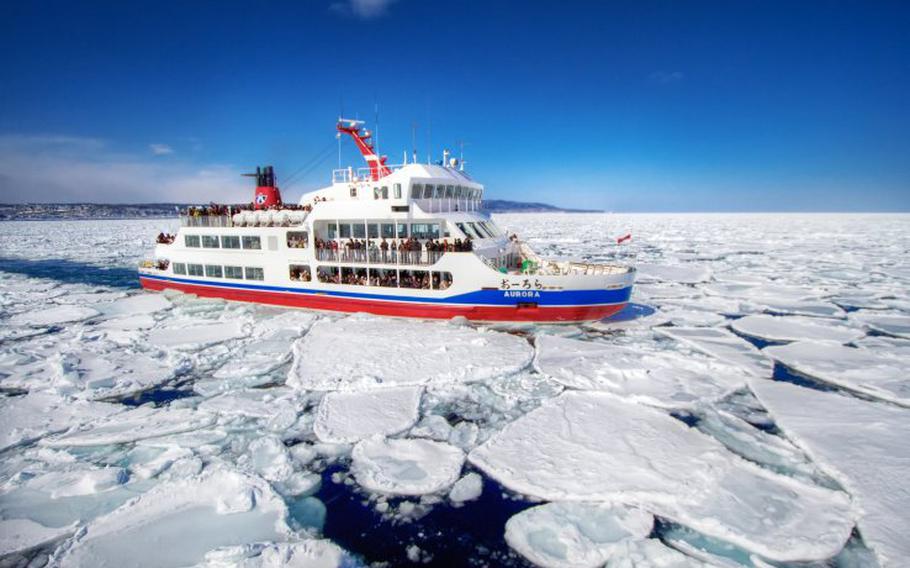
[616,233,632,244]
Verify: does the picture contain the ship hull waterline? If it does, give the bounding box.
[139,275,629,323]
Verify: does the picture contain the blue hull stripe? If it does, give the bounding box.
[139,273,632,307]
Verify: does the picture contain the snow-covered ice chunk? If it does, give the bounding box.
[731,314,864,344]
[314,387,422,443]
[54,467,291,568]
[148,320,246,349]
[504,502,653,568]
[244,436,295,482]
[764,341,910,406]
[469,392,854,562]
[637,264,713,284]
[657,327,772,378]
[0,518,72,556]
[44,406,216,447]
[26,467,128,498]
[8,305,99,326]
[287,316,533,390]
[751,380,910,567]
[351,436,464,496]
[760,300,846,319]
[850,311,910,339]
[210,330,297,382]
[96,293,171,316]
[605,539,708,567]
[0,393,120,451]
[535,335,745,408]
[448,472,483,504]
[195,540,355,568]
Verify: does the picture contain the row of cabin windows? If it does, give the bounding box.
[185,234,261,250]
[456,220,499,239]
[315,266,453,290]
[409,184,482,200]
[369,183,402,200]
[172,262,264,281]
[326,222,443,241]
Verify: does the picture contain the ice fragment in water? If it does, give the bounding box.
[314,387,422,443]
[351,436,464,496]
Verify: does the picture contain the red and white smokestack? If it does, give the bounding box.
[244,166,282,209]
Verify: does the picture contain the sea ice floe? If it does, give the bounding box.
[849,311,910,339]
[759,300,846,319]
[8,305,100,326]
[730,314,864,344]
[504,502,653,568]
[148,320,247,349]
[53,467,291,568]
[656,327,772,378]
[448,472,483,504]
[287,316,533,391]
[637,264,713,284]
[605,539,709,567]
[210,330,297,381]
[763,341,910,406]
[534,335,745,408]
[351,436,465,496]
[195,540,355,568]
[751,380,910,566]
[0,518,73,557]
[314,387,422,443]
[95,293,171,317]
[469,392,855,562]
[43,406,216,447]
[0,392,121,451]
[244,435,295,482]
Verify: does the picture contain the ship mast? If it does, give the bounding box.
[336,118,391,181]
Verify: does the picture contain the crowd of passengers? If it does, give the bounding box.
[289,266,311,281]
[314,237,472,263]
[181,197,329,218]
[156,233,176,244]
[316,268,451,290]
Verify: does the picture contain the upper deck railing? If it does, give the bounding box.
[332,165,407,184]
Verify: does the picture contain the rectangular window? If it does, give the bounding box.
[349,186,357,197]
[287,231,308,249]
[397,222,408,238]
[224,265,243,279]
[340,224,352,239]
[368,223,379,239]
[410,183,422,199]
[289,264,311,282]
[185,235,200,248]
[221,235,240,249]
[173,262,187,275]
[394,183,402,198]
[411,223,430,239]
[202,235,219,248]
[381,186,389,199]
[245,267,264,281]
[353,223,366,238]
[327,223,338,240]
[187,264,204,276]
[373,187,381,199]
[205,264,223,278]
[454,186,463,198]
[434,185,445,199]
[242,236,261,250]
[445,185,454,198]
[423,185,434,199]
[381,223,395,238]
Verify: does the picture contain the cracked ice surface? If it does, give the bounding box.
[731,314,865,344]
[751,380,910,567]
[470,392,855,562]
[287,315,533,390]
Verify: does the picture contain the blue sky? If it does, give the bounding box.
[1,0,908,210]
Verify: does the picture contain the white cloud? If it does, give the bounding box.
[0,134,248,203]
[649,71,685,84]
[149,143,174,156]
[330,0,395,19]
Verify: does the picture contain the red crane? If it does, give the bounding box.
[336,118,391,181]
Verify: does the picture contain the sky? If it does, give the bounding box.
[0,0,908,211]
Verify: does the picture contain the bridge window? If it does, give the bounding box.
[394,183,402,198]
[445,185,454,198]
[185,235,200,248]
[454,186,463,198]
[221,235,240,249]
[423,185,434,199]
[205,265,223,278]
[434,185,445,199]
[289,264,311,282]
[245,267,264,281]
[202,235,219,248]
[187,264,204,276]
[242,236,261,250]
[224,265,243,279]
[173,262,187,275]
[410,183,422,199]
[287,231,308,249]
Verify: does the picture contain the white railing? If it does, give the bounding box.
[314,245,455,266]
[411,198,481,213]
